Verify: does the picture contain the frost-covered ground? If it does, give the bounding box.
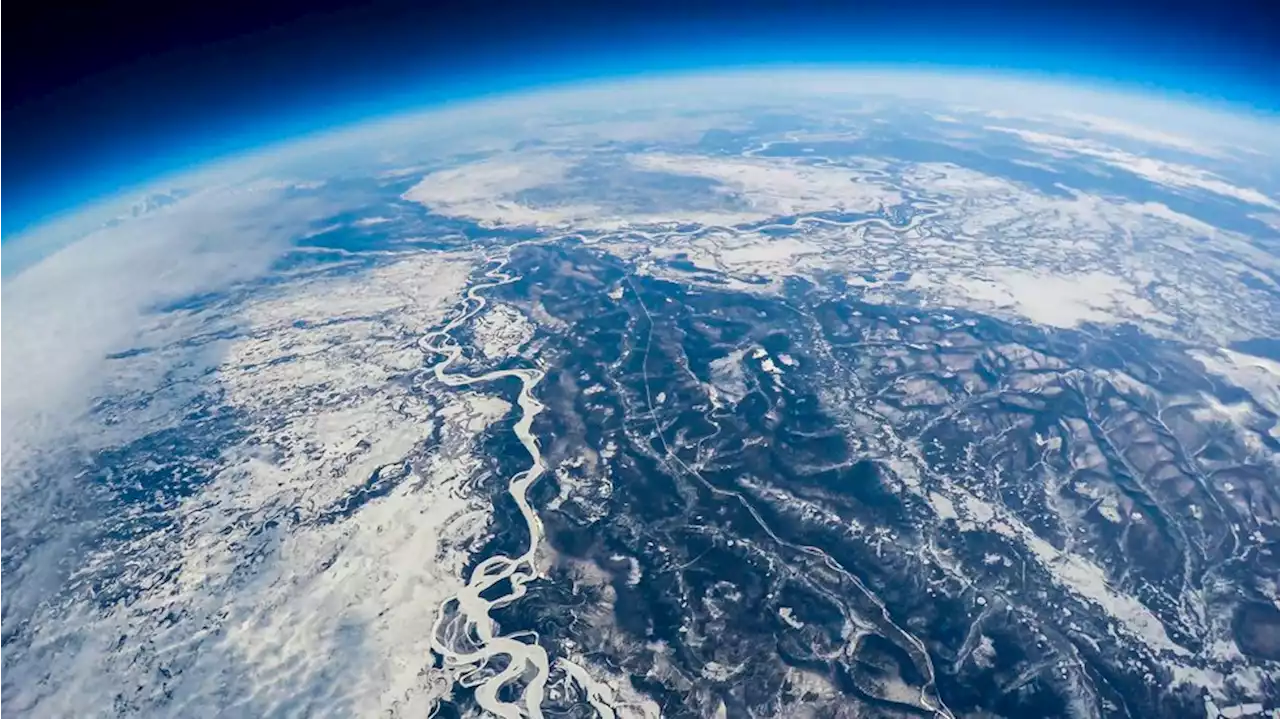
[3,71,1278,718]
[2,250,517,715]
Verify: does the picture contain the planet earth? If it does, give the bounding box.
[3,70,1280,718]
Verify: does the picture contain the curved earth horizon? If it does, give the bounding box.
[3,69,1279,718]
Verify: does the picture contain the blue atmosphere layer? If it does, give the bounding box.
[6,27,1278,237]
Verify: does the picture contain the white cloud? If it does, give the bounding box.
[1056,111,1226,156]
[0,181,349,702]
[986,126,1280,210]
[2,252,495,716]
[2,184,331,482]
[5,64,1278,716]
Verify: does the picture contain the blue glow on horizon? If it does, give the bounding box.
[6,29,1278,238]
